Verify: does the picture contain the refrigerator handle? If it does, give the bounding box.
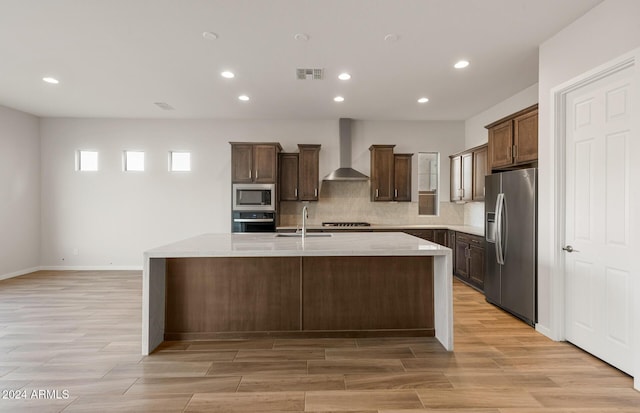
[495,193,505,265]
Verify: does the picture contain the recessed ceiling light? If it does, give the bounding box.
[384,34,399,42]
[42,77,59,84]
[221,71,235,79]
[238,95,250,101]
[338,73,351,80]
[333,96,344,102]
[294,33,310,41]
[454,60,470,69]
[417,97,429,103]
[202,31,218,40]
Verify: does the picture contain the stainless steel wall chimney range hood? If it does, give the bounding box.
[323,118,369,181]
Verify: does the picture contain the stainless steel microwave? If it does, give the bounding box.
[232,183,275,211]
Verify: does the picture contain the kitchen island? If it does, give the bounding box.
[142,232,452,355]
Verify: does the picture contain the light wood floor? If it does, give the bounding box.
[0,270,638,412]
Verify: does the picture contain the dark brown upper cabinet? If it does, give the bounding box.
[370,145,413,202]
[450,144,487,203]
[370,145,395,201]
[393,154,413,202]
[278,145,321,202]
[231,143,282,183]
[486,104,538,171]
[297,144,321,201]
[278,153,299,201]
[472,145,488,201]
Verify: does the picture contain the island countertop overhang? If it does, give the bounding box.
[144,232,451,259]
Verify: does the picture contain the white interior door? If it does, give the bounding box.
[564,64,637,375]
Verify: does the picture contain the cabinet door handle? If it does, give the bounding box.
[395,189,398,198]
[376,189,379,198]
[314,188,318,197]
[294,188,298,197]
[255,169,258,180]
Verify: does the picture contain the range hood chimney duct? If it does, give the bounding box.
[323,118,369,181]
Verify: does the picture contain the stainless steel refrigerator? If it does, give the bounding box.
[485,168,537,326]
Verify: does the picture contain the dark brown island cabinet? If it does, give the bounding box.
[163,255,435,340]
[230,142,282,183]
[486,104,538,171]
[279,144,321,201]
[450,144,487,203]
[369,145,413,202]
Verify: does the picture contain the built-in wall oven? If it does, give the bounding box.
[232,183,275,211]
[232,211,276,233]
[231,183,276,233]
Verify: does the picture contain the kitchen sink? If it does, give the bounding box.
[274,233,333,237]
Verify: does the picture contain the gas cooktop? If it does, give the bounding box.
[321,222,371,227]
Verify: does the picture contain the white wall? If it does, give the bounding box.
[537,0,640,344]
[0,105,40,279]
[39,118,464,268]
[464,83,539,149]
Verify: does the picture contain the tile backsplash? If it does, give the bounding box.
[464,201,485,228]
[279,181,465,226]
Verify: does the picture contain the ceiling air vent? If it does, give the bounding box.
[154,102,175,110]
[296,68,324,80]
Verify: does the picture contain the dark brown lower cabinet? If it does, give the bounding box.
[401,229,447,246]
[403,229,434,242]
[469,243,485,287]
[433,229,447,246]
[453,232,485,291]
[454,237,470,279]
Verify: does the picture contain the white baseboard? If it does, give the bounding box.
[0,266,42,281]
[39,266,143,271]
[535,323,557,341]
[1,266,143,280]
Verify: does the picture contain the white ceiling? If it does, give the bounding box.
[0,0,602,120]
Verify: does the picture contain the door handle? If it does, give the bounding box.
[562,245,579,253]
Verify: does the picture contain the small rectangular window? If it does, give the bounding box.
[124,151,145,171]
[78,150,98,171]
[169,151,191,172]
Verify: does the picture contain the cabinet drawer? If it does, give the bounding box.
[469,235,484,246]
[456,232,483,245]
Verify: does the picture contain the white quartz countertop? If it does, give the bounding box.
[277,224,485,237]
[144,232,450,258]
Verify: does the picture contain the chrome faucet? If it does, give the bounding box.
[301,205,308,238]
